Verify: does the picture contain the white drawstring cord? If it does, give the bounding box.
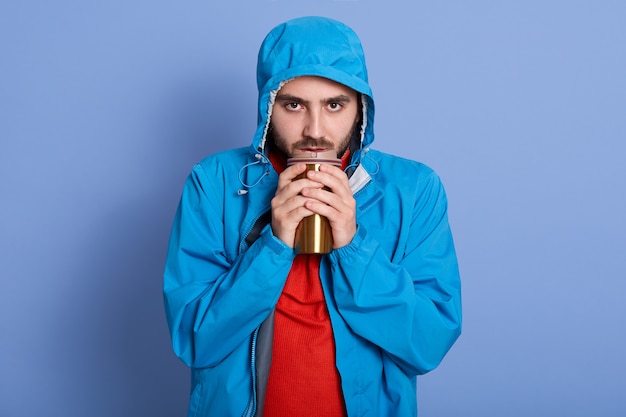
[237,153,270,195]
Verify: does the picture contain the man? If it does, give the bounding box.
[164,16,462,417]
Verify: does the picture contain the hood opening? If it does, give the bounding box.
[240,16,376,192]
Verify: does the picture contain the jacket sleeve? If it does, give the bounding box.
[163,164,294,369]
[329,169,462,375]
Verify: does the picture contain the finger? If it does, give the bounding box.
[274,194,315,216]
[307,168,351,197]
[276,163,309,186]
[271,195,317,246]
[278,179,324,204]
[275,180,323,208]
[279,166,326,194]
[302,189,354,216]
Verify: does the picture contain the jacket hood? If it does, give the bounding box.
[253,16,375,159]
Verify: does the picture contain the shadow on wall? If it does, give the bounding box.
[45,72,253,417]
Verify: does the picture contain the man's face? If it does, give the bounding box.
[269,76,360,158]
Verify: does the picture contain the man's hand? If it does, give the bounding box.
[271,163,324,248]
[300,164,357,249]
[271,163,357,249]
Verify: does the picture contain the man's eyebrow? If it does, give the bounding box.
[275,94,352,104]
[322,95,352,104]
[276,94,308,104]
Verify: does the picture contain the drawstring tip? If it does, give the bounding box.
[237,189,248,195]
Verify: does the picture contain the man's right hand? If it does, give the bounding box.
[270,163,324,248]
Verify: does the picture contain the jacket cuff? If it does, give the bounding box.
[259,224,296,260]
[329,225,366,263]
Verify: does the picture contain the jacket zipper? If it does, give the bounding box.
[241,326,260,417]
[239,207,271,417]
[241,209,272,252]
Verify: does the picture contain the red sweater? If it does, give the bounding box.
[263,151,349,417]
[262,255,347,416]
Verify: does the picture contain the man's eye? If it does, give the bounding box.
[328,102,342,111]
[286,102,301,110]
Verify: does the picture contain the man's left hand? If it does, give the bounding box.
[300,164,356,249]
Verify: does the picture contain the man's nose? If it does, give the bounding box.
[303,110,325,139]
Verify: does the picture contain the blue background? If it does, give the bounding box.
[1,1,625,416]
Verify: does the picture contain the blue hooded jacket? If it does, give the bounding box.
[164,16,462,417]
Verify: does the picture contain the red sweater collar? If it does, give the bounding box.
[268,149,352,174]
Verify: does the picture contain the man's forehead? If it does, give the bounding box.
[278,76,357,97]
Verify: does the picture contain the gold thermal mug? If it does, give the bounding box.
[287,150,342,254]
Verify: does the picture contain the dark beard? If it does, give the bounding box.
[268,119,360,159]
